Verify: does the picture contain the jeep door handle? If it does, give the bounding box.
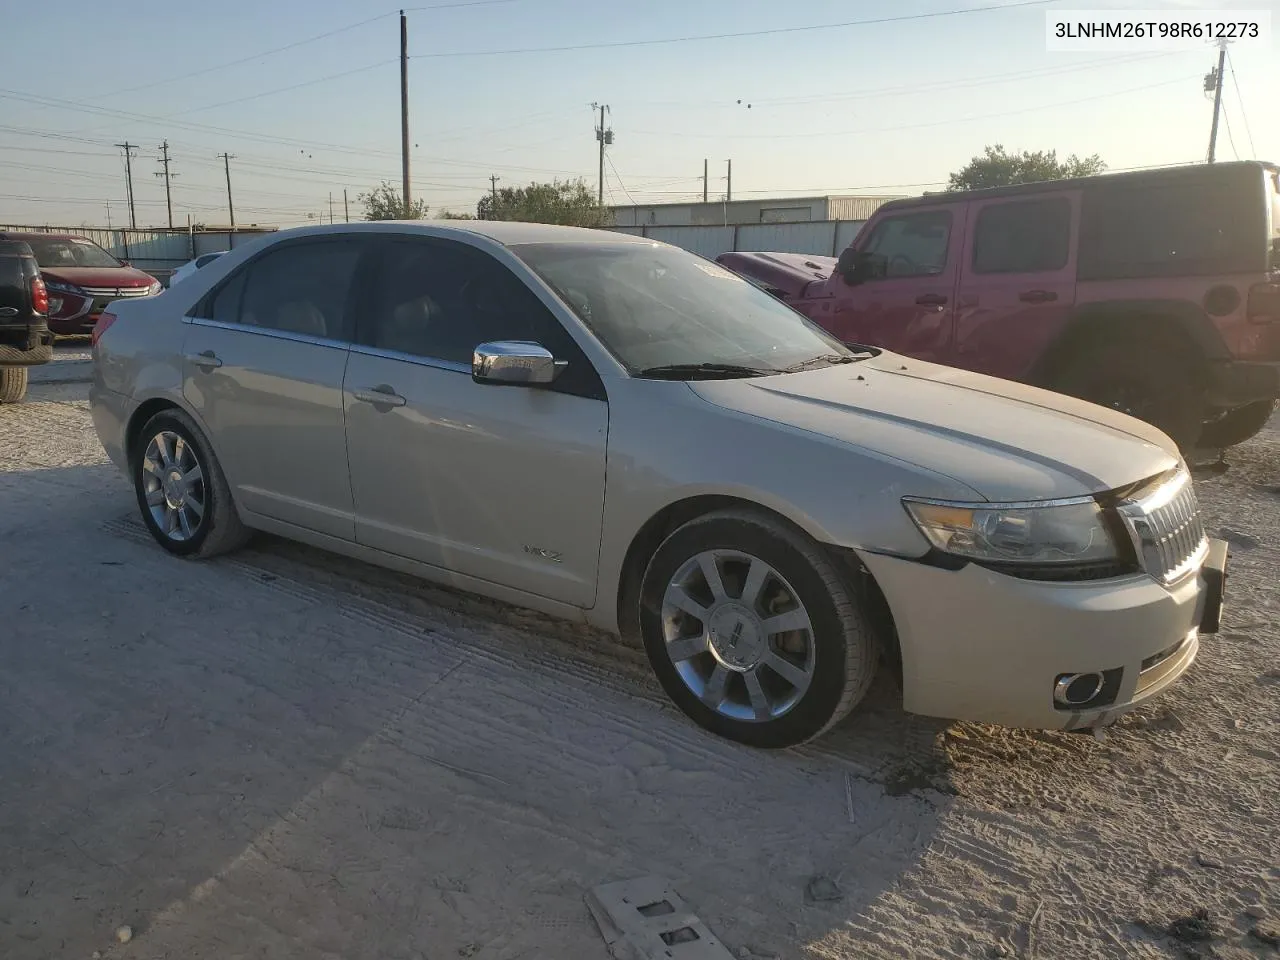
[915,293,948,310]
[1019,289,1058,303]
[353,385,407,408]
[185,350,222,369]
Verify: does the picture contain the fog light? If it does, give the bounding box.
[1053,672,1105,707]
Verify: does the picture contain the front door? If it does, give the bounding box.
[815,205,964,364]
[181,236,365,540]
[953,194,1079,381]
[343,237,609,607]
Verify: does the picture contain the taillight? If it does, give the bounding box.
[1247,282,1280,322]
[92,311,118,347]
[29,276,48,315]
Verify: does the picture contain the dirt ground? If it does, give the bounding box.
[1,380,1277,960]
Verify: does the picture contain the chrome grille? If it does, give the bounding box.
[81,286,153,298]
[1117,469,1208,584]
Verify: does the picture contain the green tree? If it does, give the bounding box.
[947,145,1106,191]
[477,179,612,227]
[437,210,475,220]
[358,181,428,220]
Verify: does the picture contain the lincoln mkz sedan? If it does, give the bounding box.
[90,222,1228,747]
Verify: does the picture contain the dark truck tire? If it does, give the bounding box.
[1052,342,1203,452]
[1198,399,1278,450]
[0,367,28,403]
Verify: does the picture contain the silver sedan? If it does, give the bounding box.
[90,222,1225,746]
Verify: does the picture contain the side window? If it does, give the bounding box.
[972,198,1071,274]
[208,271,246,325]
[363,240,603,399]
[237,240,362,340]
[862,211,952,279]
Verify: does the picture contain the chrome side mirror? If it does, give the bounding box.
[472,340,565,386]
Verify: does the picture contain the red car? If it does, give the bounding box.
[0,232,161,336]
[719,161,1280,450]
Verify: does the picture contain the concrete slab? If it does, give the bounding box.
[585,876,734,960]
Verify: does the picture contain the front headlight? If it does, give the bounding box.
[147,280,163,296]
[45,280,86,295]
[903,497,1120,567]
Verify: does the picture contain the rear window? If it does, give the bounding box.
[1078,170,1268,280]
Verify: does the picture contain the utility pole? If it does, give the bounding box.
[154,140,177,229]
[344,188,350,223]
[400,9,412,217]
[1206,39,1228,163]
[329,192,335,224]
[105,202,112,230]
[489,174,500,207]
[703,159,709,203]
[114,142,138,229]
[593,103,612,206]
[726,159,732,202]
[218,152,236,228]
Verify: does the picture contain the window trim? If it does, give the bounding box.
[858,208,954,280]
[192,235,368,343]
[970,196,1072,276]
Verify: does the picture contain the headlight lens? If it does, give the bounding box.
[903,498,1119,566]
[147,280,163,296]
[45,280,86,295]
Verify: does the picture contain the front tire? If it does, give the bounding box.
[0,367,28,403]
[133,408,250,558]
[639,509,878,748]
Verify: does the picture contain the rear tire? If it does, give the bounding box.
[1052,342,1203,451]
[0,367,28,403]
[1198,399,1277,450]
[133,408,250,558]
[638,509,878,748]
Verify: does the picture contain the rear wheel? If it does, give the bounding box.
[639,509,878,748]
[0,367,28,403]
[1198,399,1277,450]
[133,408,250,558]
[1052,343,1203,451]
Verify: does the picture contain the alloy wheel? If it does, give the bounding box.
[140,430,206,542]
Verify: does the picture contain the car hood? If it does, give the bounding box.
[715,251,835,300]
[689,353,1179,502]
[40,265,154,289]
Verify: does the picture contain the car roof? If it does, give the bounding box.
[264,220,650,247]
[876,159,1278,213]
[0,231,88,242]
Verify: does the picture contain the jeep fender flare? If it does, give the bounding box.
[1029,299,1229,388]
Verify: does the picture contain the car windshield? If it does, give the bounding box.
[513,241,855,376]
[27,237,122,269]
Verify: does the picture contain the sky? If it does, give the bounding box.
[1,0,1276,227]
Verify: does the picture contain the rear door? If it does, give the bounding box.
[182,236,365,540]
[819,205,963,363]
[953,194,1078,380]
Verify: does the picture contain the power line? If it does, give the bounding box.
[633,74,1198,140]
[1225,50,1257,160]
[411,0,1059,58]
[606,154,637,206]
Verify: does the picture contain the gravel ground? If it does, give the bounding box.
[0,382,1277,960]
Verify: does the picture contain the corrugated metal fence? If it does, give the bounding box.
[610,220,867,259]
[0,225,277,281]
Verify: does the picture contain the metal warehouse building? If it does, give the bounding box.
[611,195,902,227]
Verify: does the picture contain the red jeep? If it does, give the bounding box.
[0,232,160,336]
[719,161,1280,450]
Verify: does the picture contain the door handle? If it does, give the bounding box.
[353,385,407,408]
[1019,289,1058,303]
[915,293,948,310]
[185,350,222,369]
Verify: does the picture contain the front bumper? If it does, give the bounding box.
[1206,359,1280,408]
[859,541,1227,731]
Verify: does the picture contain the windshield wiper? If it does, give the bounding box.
[782,353,870,373]
[634,362,781,380]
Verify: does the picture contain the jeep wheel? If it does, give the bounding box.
[1053,345,1203,451]
[1198,399,1277,450]
[638,509,878,748]
[0,367,28,403]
